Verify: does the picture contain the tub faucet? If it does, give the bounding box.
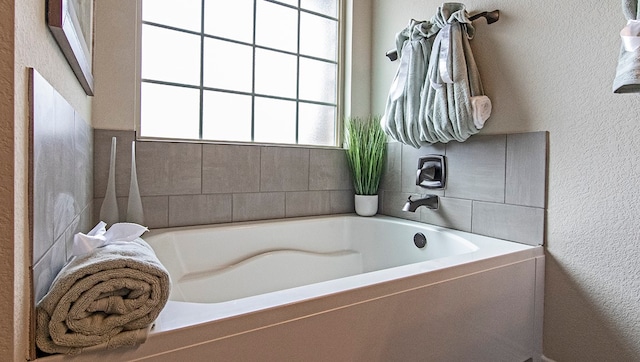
[402,195,439,212]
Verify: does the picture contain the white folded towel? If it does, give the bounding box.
[621,20,640,51]
[613,2,640,93]
[72,221,148,257]
[470,95,492,129]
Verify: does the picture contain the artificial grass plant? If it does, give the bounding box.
[345,116,387,195]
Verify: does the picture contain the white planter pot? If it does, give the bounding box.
[354,194,378,216]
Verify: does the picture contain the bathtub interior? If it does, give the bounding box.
[145,216,528,304]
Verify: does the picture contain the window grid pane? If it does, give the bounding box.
[301,0,338,18]
[255,1,298,53]
[204,0,254,42]
[300,12,338,60]
[254,97,297,144]
[203,39,253,92]
[141,24,201,86]
[141,0,340,147]
[140,82,201,139]
[298,102,336,146]
[255,48,298,98]
[142,0,202,32]
[202,91,253,142]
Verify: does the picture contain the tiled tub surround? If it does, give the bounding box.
[30,70,94,303]
[379,132,547,246]
[93,130,355,228]
[93,130,546,246]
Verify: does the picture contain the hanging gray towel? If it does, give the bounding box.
[381,3,491,148]
[613,0,640,93]
[381,19,440,147]
[419,3,491,145]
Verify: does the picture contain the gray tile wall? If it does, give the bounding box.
[31,69,94,303]
[379,132,548,246]
[91,130,547,246]
[93,130,356,228]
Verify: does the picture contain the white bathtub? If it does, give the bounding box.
[148,215,487,304]
[41,215,545,361]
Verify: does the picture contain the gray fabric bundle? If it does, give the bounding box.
[613,0,640,93]
[381,19,440,147]
[420,4,490,144]
[36,238,170,355]
[382,3,491,148]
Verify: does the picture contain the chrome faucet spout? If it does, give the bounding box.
[402,195,439,212]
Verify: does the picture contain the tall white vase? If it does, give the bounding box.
[100,137,119,225]
[354,194,378,216]
[126,141,144,224]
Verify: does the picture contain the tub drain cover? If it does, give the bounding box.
[414,233,427,248]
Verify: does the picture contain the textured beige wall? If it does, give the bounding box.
[344,0,372,119]
[0,0,15,359]
[3,0,93,359]
[371,1,640,360]
[15,1,92,120]
[92,0,138,131]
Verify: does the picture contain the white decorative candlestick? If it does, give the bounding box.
[99,137,119,225]
[126,141,144,224]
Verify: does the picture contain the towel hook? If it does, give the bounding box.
[385,9,500,61]
[469,9,500,24]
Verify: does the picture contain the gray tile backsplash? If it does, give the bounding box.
[445,135,506,203]
[202,144,261,194]
[93,130,355,227]
[379,141,401,191]
[140,196,169,228]
[330,190,356,214]
[506,132,547,208]
[285,191,332,217]
[30,69,94,303]
[260,147,310,192]
[32,234,66,303]
[233,192,286,221]
[90,129,547,245]
[168,194,233,227]
[74,113,94,212]
[136,141,202,196]
[379,132,548,246]
[309,148,353,191]
[53,93,77,241]
[472,201,545,246]
[31,71,56,262]
[421,197,473,232]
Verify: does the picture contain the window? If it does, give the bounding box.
[140,0,341,147]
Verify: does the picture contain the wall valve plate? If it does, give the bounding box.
[416,155,446,189]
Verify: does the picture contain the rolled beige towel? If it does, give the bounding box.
[36,232,170,355]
